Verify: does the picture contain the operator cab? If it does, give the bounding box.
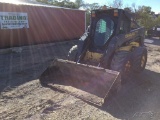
[82,8,132,65]
[87,8,132,53]
[82,8,119,65]
[88,8,119,53]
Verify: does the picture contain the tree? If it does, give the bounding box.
[142,6,151,14]
[134,6,156,29]
[132,3,137,13]
[124,7,132,13]
[88,3,100,10]
[84,3,101,26]
[139,13,154,29]
[75,0,84,8]
[36,0,78,9]
[36,0,48,4]
[155,16,160,26]
[112,0,123,8]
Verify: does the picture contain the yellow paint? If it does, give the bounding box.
[130,42,139,47]
[125,31,138,39]
[117,46,132,51]
[117,42,140,51]
[84,51,103,62]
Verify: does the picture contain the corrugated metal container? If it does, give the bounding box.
[0,2,85,48]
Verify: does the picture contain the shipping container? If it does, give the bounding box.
[0,2,86,48]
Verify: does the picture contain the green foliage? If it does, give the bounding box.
[124,7,132,13]
[87,3,100,10]
[124,5,160,30]
[135,6,159,29]
[85,11,90,27]
[155,16,160,26]
[53,1,77,8]
[140,14,155,29]
[36,0,78,9]
[83,3,100,26]
[75,0,84,8]
[111,0,123,8]
[36,0,48,4]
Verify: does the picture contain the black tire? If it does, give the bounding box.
[131,47,147,73]
[110,51,132,82]
[68,45,78,61]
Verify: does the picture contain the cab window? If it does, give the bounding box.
[94,18,114,46]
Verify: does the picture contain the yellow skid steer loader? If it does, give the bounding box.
[40,8,147,106]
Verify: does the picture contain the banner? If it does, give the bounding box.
[0,12,29,29]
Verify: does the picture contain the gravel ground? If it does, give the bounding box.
[0,38,160,120]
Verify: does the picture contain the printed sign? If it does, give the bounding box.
[0,12,29,29]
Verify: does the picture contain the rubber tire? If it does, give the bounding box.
[68,45,78,61]
[131,47,147,73]
[110,51,132,82]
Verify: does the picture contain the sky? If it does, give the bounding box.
[72,0,160,14]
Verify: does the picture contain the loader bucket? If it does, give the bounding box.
[40,59,121,106]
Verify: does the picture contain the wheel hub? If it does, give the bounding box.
[141,55,146,67]
[125,61,131,72]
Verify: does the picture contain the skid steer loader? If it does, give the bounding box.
[40,8,147,106]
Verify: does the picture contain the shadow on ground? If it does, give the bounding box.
[145,37,160,46]
[0,41,77,92]
[102,69,160,119]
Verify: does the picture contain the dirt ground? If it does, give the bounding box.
[0,38,160,120]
